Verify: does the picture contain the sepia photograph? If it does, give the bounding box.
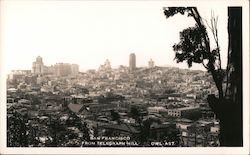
[0,0,249,154]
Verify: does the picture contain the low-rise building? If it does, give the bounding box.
[147,106,167,114]
[167,106,200,118]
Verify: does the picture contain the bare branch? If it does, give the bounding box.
[204,18,213,32]
[202,61,209,70]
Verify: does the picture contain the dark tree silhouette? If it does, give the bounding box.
[139,118,152,144]
[7,112,28,147]
[110,110,121,124]
[163,7,242,146]
[164,7,224,98]
[129,106,142,125]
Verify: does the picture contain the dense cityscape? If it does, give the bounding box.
[7,54,220,147]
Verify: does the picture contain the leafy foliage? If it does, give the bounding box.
[173,24,210,67]
[7,112,29,147]
[172,24,221,69]
[110,110,120,123]
[129,106,142,124]
[163,7,225,98]
[163,7,190,18]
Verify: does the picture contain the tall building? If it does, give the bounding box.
[32,56,44,74]
[148,58,155,68]
[54,63,72,77]
[104,59,111,69]
[31,56,79,76]
[129,53,136,71]
[54,63,79,77]
[42,65,54,75]
[99,59,111,72]
[71,64,79,76]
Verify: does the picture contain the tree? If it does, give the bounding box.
[48,112,90,146]
[129,106,142,124]
[164,7,224,98]
[7,111,28,147]
[48,118,63,146]
[163,7,242,146]
[110,110,121,124]
[139,118,152,144]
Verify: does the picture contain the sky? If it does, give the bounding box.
[1,0,228,73]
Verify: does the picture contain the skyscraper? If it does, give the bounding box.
[54,63,72,77]
[98,59,111,72]
[71,64,79,76]
[32,56,44,74]
[31,56,79,76]
[129,53,136,71]
[148,58,155,68]
[54,63,79,77]
[104,59,111,69]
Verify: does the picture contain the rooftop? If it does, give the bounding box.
[176,106,200,111]
[100,123,139,134]
[67,103,84,113]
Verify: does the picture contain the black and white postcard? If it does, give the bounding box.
[0,0,249,154]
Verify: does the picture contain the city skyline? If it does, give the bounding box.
[9,55,164,74]
[1,1,229,73]
[8,54,205,74]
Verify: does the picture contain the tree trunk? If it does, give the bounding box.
[208,7,242,146]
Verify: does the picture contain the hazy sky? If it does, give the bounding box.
[1,1,228,73]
